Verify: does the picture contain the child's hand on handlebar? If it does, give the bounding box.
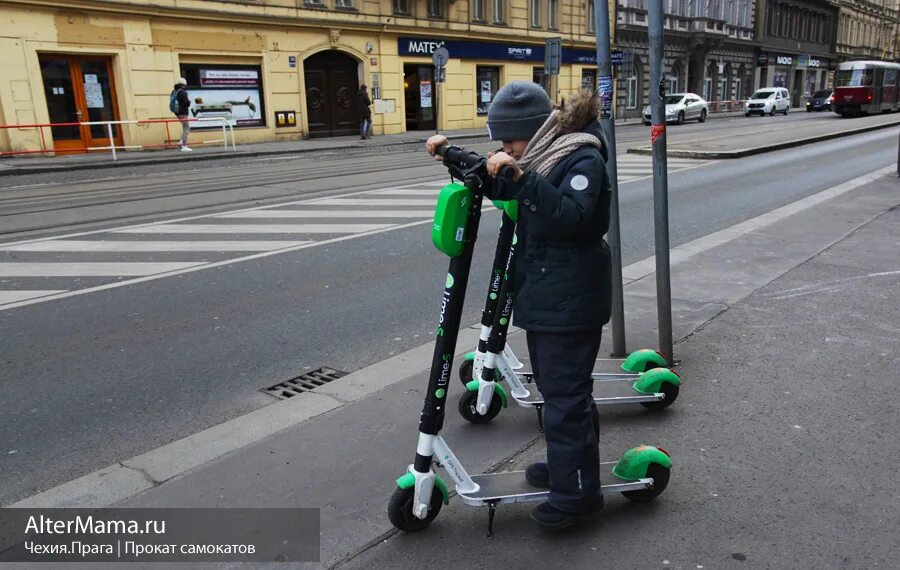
[486,152,523,181]
[425,135,449,162]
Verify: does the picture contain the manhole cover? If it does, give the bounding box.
[262,367,347,400]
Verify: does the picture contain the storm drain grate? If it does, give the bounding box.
[262,367,347,400]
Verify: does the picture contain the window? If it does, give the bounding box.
[587,0,595,33]
[626,76,638,108]
[703,77,711,100]
[548,0,558,29]
[493,0,505,23]
[335,0,353,7]
[427,0,443,17]
[473,0,485,20]
[305,0,325,5]
[476,66,500,115]
[734,77,742,99]
[393,0,410,14]
[667,76,678,94]
[531,0,541,27]
[534,67,549,91]
[582,69,597,91]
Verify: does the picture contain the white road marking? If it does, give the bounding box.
[0,262,203,277]
[113,224,393,234]
[214,210,434,219]
[0,241,313,252]
[0,290,67,304]
[308,198,438,206]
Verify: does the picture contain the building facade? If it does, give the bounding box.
[0,0,615,153]
[754,0,840,106]
[836,0,900,61]
[615,0,758,120]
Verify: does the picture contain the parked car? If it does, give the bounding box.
[806,89,833,112]
[642,93,709,125]
[744,88,790,116]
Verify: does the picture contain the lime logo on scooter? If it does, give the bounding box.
[435,389,446,399]
[436,273,455,337]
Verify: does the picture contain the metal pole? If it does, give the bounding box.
[107,123,117,161]
[595,0,626,356]
[896,127,899,177]
[648,0,674,365]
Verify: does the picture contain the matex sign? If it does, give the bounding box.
[399,37,596,64]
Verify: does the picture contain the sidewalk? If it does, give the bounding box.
[628,112,900,158]
[0,112,746,177]
[11,169,886,567]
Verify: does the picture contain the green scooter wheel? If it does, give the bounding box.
[458,390,502,424]
[458,358,474,387]
[387,486,444,532]
[622,463,670,502]
[639,382,679,411]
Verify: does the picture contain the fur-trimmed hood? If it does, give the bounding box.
[555,89,600,135]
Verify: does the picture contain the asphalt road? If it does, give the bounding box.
[0,120,897,506]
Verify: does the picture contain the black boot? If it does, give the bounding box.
[530,496,603,531]
[525,462,550,488]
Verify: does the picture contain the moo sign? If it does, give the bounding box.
[775,55,793,66]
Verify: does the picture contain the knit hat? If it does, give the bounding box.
[486,81,553,141]
[176,77,187,87]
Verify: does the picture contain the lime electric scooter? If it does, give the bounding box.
[455,192,681,427]
[387,146,672,536]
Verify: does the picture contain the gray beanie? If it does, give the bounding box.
[486,81,552,141]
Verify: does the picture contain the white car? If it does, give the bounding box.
[642,93,709,125]
[744,88,790,116]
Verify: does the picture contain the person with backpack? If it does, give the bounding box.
[170,78,192,152]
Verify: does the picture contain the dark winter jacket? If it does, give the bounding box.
[497,98,611,333]
[358,89,372,119]
[174,87,190,117]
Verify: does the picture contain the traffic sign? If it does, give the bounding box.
[432,47,450,68]
[545,38,562,75]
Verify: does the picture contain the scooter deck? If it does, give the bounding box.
[512,379,663,406]
[518,371,642,382]
[457,463,652,506]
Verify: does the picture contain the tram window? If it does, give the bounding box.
[835,69,873,87]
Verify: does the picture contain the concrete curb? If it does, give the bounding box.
[626,117,900,158]
[0,133,490,177]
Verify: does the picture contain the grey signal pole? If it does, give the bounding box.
[648,0,674,364]
[594,0,627,357]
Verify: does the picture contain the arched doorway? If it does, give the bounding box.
[304,51,360,137]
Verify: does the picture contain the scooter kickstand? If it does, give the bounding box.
[486,501,499,539]
[535,405,544,433]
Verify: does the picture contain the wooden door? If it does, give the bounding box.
[303,51,359,137]
[39,55,122,152]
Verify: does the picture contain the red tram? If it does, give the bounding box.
[832,60,900,116]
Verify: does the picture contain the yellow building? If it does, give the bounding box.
[836,0,900,61]
[0,0,615,153]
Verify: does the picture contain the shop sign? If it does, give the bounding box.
[611,50,624,66]
[757,53,769,66]
[775,55,793,66]
[398,37,596,64]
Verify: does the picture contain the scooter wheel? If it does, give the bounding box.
[387,486,444,532]
[458,390,502,424]
[458,358,474,386]
[622,463,670,503]
[639,382,679,411]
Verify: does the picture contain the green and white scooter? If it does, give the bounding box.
[387,145,672,536]
[455,199,681,426]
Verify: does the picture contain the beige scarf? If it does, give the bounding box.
[517,110,603,177]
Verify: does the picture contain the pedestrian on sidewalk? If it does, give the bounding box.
[426,82,611,530]
[358,85,372,140]
[170,78,192,152]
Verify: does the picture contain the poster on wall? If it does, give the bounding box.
[180,66,266,128]
[84,82,104,109]
[420,81,432,108]
[773,70,788,88]
[481,81,492,103]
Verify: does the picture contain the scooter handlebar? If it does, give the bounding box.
[437,144,516,180]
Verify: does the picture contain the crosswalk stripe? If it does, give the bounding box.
[0,290,68,304]
[113,224,393,234]
[309,198,437,206]
[0,262,203,277]
[214,210,434,219]
[0,241,312,252]
[372,189,441,196]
